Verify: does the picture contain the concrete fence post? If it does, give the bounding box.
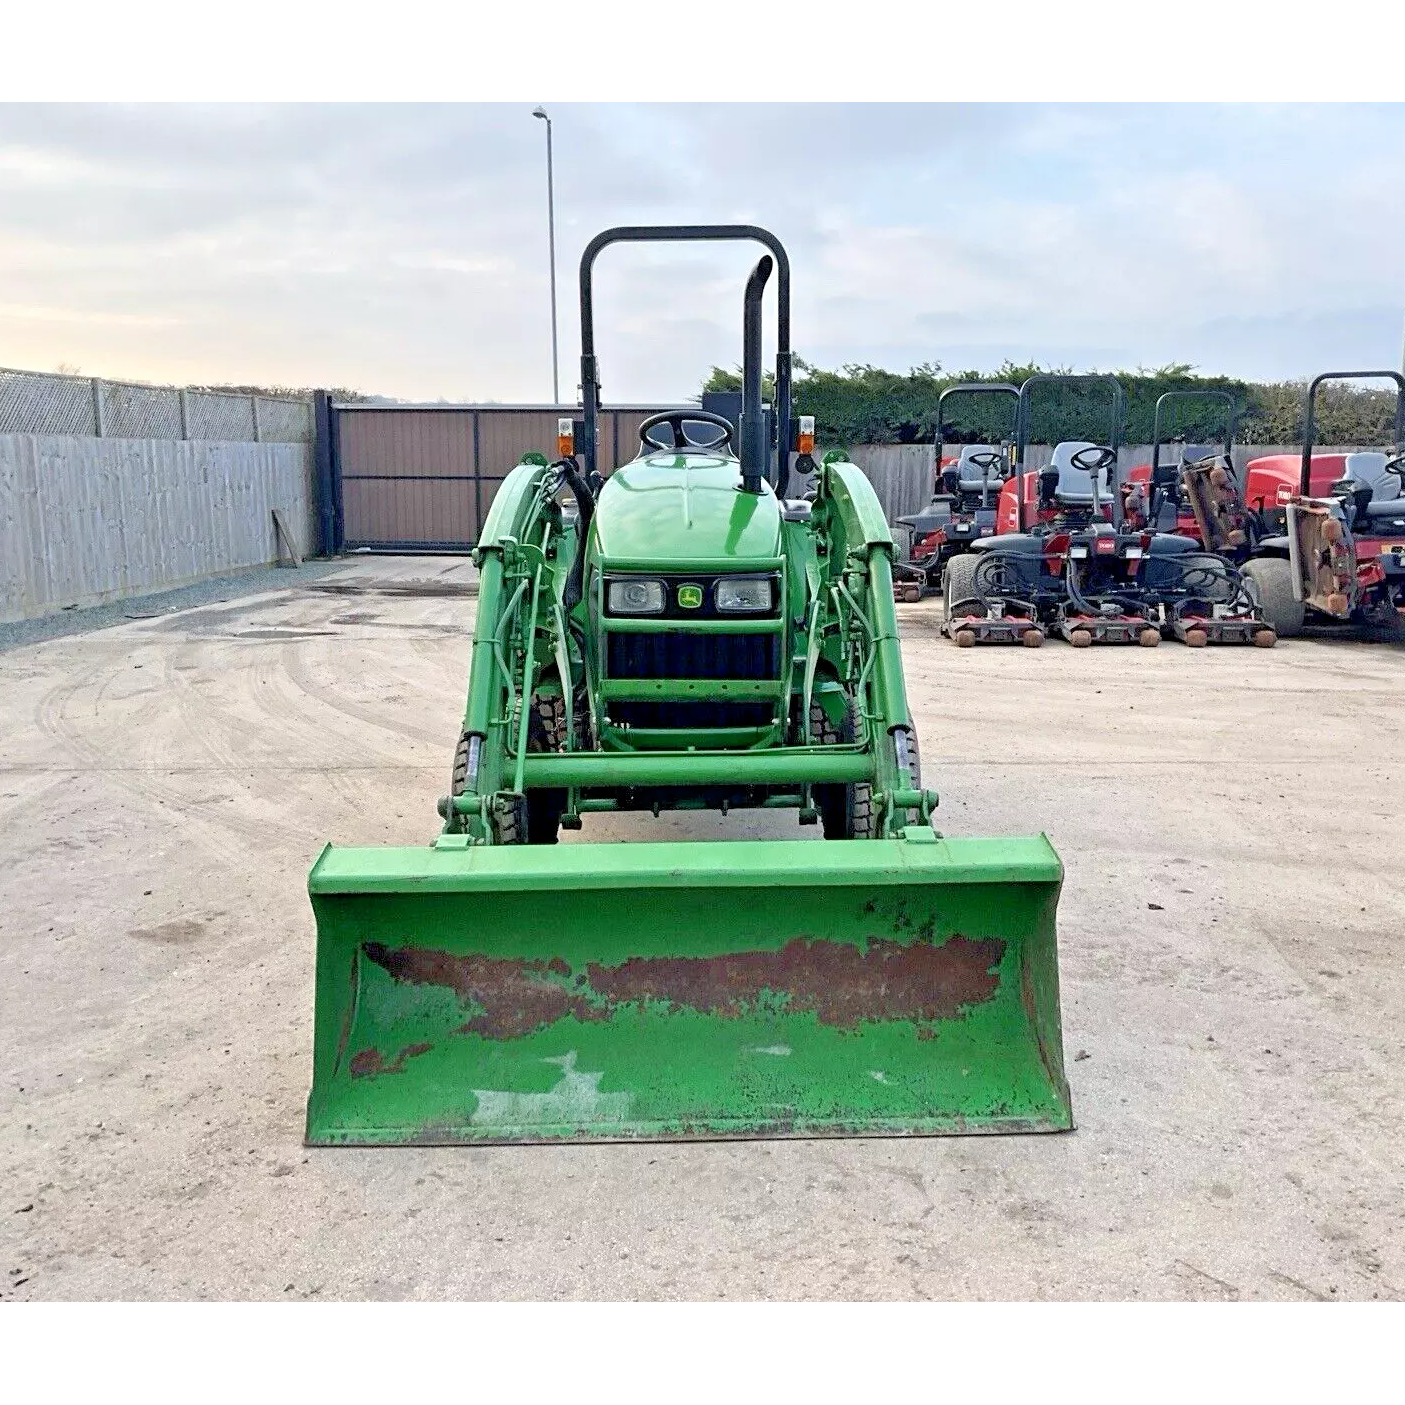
[91,378,106,437]
[251,396,262,443]
[179,388,190,440]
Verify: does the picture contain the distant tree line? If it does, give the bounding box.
[700,360,1403,447]
[194,381,374,403]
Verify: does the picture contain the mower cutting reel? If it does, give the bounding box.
[306,224,1072,1146]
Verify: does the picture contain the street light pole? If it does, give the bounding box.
[532,106,560,404]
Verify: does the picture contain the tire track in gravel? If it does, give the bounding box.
[281,643,446,751]
[30,643,291,858]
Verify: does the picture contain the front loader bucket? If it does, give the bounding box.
[306,833,1071,1145]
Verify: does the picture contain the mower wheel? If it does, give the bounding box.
[1069,629,1092,648]
[1183,627,1209,648]
[1139,627,1162,648]
[943,551,984,622]
[1253,627,1277,648]
[1242,558,1304,639]
[812,697,875,840]
[954,628,976,648]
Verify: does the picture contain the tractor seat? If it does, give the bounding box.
[954,445,1006,494]
[1343,452,1404,518]
[1048,441,1111,506]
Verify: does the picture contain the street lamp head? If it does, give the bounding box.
[532,106,548,120]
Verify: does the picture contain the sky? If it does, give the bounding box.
[1,102,1403,403]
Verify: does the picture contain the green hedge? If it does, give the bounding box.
[701,360,1402,447]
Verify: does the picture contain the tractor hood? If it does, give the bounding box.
[591,451,783,565]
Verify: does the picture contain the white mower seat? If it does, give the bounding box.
[1343,452,1403,519]
[955,445,1005,494]
[1048,441,1111,507]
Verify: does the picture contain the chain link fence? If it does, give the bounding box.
[0,366,313,443]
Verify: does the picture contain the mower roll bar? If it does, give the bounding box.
[578,225,793,497]
[1150,390,1238,485]
[1012,373,1126,533]
[935,382,1020,464]
[1299,370,1405,497]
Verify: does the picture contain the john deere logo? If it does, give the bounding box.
[677,584,704,609]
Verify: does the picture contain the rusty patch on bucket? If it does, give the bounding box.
[348,1041,434,1079]
[586,938,1004,1026]
[362,935,1004,1041]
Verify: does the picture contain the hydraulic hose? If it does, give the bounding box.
[557,457,595,612]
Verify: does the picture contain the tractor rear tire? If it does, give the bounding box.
[812,697,875,840]
[1242,558,1304,639]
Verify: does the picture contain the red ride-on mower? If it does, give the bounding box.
[1239,370,1405,639]
[894,382,1018,601]
[944,374,1268,648]
[945,374,1157,647]
[1123,391,1274,646]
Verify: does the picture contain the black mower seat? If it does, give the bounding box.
[1343,452,1405,519]
[899,503,953,535]
[1048,441,1111,507]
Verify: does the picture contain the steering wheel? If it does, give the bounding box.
[966,450,1005,475]
[1070,445,1116,473]
[1385,453,1405,484]
[638,410,734,452]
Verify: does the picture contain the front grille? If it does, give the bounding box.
[609,700,775,730]
[607,631,781,680]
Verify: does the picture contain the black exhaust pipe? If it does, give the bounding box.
[740,255,773,494]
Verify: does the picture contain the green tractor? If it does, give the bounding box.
[306,225,1071,1145]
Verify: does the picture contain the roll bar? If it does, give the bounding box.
[1150,390,1238,484]
[934,382,1020,467]
[1299,371,1405,496]
[577,225,793,494]
[1012,373,1125,532]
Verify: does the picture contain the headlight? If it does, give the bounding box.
[607,578,666,615]
[715,577,774,613]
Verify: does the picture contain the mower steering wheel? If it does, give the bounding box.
[638,410,735,453]
[1070,445,1116,473]
[966,450,1004,474]
[1385,453,1405,483]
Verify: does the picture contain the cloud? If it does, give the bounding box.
[0,103,1401,399]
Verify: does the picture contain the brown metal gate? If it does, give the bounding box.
[332,403,663,552]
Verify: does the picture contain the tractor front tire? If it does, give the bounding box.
[1243,557,1304,639]
[524,693,567,844]
[811,698,876,840]
[451,691,567,845]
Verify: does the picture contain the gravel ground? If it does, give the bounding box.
[2,554,1403,1301]
[0,559,345,656]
